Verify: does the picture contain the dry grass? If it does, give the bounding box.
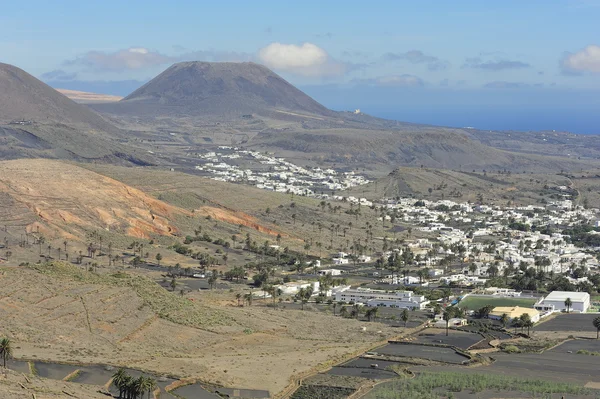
[0,263,400,394]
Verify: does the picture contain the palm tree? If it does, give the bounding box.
[339,306,348,318]
[401,308,410,327]
[520,314,533,336]
[564,297,573,313]
[500,313,509,329]
[112,368,128,398]
[442,311,451,336]
[244,292,253,306]
[366,307,379,322]
[593,316,600,340]
[0,338,12,368]
[144,376,157,399]
[121,375,133,399]
[440,288,452,303]
[134,376,146,399]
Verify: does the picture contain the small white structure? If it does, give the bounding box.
[434,318,467,328]
[318,268,342,276]
[332,257,350,265]
[428,269,444,277]
[536,291,590,313]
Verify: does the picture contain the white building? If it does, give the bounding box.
[334,287,429,309]
[276,281,320,295]
[536,291,590,313]
[317,268,342,276]
[332,257,350,265]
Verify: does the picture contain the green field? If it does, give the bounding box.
[458,295,537,310]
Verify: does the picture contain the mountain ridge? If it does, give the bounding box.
[0,62,149,163]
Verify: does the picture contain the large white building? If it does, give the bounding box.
[335,287,429,309]
[535,291,590,313]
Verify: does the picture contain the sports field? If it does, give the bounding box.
[458,295,538,310]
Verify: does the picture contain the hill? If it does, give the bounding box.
[95,61,332,119]
[0,63,147,163]
[348,166,574,206]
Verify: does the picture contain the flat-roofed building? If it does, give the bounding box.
[334,287,429,309]
[536,291,590,313]
[489,306,540,323]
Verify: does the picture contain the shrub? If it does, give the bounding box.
[503,345,521,354]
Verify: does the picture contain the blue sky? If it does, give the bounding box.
[2,0,600,132]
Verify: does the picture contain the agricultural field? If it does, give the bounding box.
[457,295,538,310]
[535,314,600,338]
[363,372,597,399]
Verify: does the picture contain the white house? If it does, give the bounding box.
[536,291,590,313]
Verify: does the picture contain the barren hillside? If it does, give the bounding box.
[0,63,147,162]
[0,263,396,393]
[0,159,191,239]
[95,61,332,118]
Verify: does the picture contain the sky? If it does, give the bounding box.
[1,0,600,133]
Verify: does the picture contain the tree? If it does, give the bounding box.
[366,307,379,322]
[500,313,509,328]
[208,270,218,289]
[468,263,478,275]
[112,368,128,398]
[512,317,523,334]
[442,311,451,336]
[170,278,177,292]
[593,316,600,339]
[296,287,312,310]
[143,376,157,399]
[564,297,572,313]
[0,338,12,368]
[440,288,452,303]
[520,313,533,336]
[476,305,494,319]
[339,306,348,318]
[401,308,410,327]
[155,253,162,266]
[235,293,242,307]
[244,292,253,306]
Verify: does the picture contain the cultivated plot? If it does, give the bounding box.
[376,343,468,364]
[327,366,398,380]
[413,329,484,350]
[536,314,599,333]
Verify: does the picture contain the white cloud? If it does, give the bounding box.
[66,47,172,71]
[561,45,600,74]
[258,42,345,77]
